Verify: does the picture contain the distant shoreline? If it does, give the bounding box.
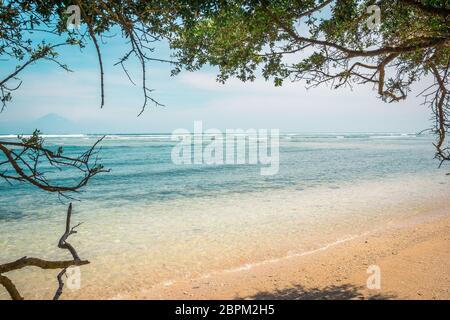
[0,131,430,137]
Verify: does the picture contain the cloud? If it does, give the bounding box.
[176,71,432,132]
[0,65,434,133]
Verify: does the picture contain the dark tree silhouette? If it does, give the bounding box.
[238,283,396,300]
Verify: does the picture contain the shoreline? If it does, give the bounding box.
[116,212,450,300]
[2,173,449,300]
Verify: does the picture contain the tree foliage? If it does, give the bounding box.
[169,0,450,164]
[2,1,449,166]
[0,0,179,114]
[0,0,174,194]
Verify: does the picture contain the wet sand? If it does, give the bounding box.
[123,213,450,300]
[2,175,449,300]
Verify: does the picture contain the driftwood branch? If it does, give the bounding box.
[58,204,83,262]
[0,256,89,274]
[53,269,67,300]
[0,204,89,300]
[0,274,23,300]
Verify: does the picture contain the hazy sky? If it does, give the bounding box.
[0,35,432,134]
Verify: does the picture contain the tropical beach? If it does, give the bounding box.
[136,213,450,300]
[1,133,449,300]
[1,0,450,305]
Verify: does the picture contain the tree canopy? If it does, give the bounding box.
[0,0,176,194]
[169,0,450,164]
[1,0,449,194]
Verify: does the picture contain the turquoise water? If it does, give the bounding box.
[0,133,445,221]
[1,133,449,299]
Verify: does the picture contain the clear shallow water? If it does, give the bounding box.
[0,132,445,219]
[1,133,449,299]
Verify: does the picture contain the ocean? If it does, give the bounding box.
[1,133,449,299]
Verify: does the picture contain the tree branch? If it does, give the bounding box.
[0,133,108,195]
[0,204,89,300]
[399,0,450,18]
[0,274,23,300]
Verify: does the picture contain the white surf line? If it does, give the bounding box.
[140,236,355,294]
[149,231,373,291]
[221,233,366,274]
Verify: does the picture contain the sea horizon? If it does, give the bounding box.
[0,131,431,136]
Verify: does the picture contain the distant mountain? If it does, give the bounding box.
[0,113,78,135]
[32,113,76,133]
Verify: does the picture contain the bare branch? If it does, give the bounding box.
[0,133,108,194]
[0,204,90,300]
[0,274,23,300]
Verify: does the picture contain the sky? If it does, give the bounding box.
[0,31,433,134]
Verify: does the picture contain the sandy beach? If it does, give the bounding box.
[120,212,450,300]
[2,171,450,300]
[1,137,450,301]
